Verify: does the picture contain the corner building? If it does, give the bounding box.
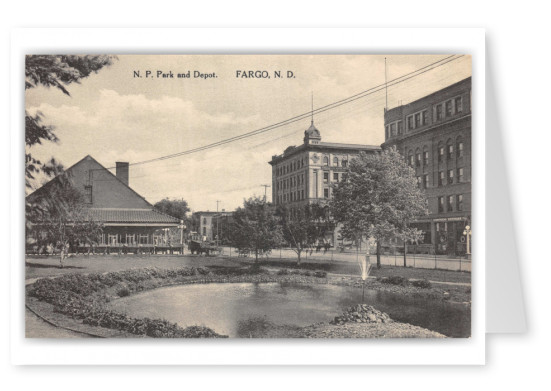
[382,77,472,256]
[269,121,380,245]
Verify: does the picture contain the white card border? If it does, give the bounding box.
[10,27,485,365]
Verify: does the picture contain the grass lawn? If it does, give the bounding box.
[25,253,471,284]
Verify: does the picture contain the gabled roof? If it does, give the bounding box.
[87,208,180,224]
[26,154,153,208]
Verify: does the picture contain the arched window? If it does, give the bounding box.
[408,150,414,166]
[415,148,421,167]
[323,156,329,166]
[333,157,339,166]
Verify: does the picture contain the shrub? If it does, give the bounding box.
[277,268,290,275]
[313,271,327,278]
[380,276,409,286]
[116,286,131,297]
[411,279,432,289]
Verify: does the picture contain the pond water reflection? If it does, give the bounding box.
[109,282,470,338]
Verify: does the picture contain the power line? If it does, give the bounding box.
[96,55,464,171]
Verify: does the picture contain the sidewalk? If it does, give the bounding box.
[219,247,471,272]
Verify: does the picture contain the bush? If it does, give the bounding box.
[116,286,131,297]
[277,268,290,275]
[313,271,327,278]
[380,276,409,286]
[411,279,432,289]
[27,267,228,338]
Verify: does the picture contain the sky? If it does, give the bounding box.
[25,54,471,213]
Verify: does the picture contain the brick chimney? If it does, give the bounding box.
[116,162,129,186]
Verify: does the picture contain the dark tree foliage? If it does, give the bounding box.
[277,203,333,265]
[153,198,190,221]
[25,55,117,189]
[227,197,283,262]
[330,149,429,268]
[25,55,116,96]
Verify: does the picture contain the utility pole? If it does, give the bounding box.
[216,200,221,247]
[261,184,271,202]
[384,57,388,110]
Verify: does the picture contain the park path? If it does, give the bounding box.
[25,308,90,338]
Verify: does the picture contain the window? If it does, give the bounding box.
[342,160,348,168]
[203,218,207,225]
[447,144,454,160]
[447,195,454,212]
[458,142,464,158]
[455,97,463,113]
[439,171,445,187]
[409,154,414,167]
[386,125,389,139]
[126,234,135,245]
[457,194,464,211]
[422,110,428,125]
[202,227,206,235]
[108,234,118,246]
[390,123,396,136]
[333,157,339,166]
[415,152,421,167]
[445,100,453,117]
[333,172,339,181]
[323,156,329,166]
[407,115,414,130]
[301,190,304,200]
[448,169,454,184]
[436,104,443,120]
[423,151,429,166]
[438,146,444,163]
[458,167,464,183]
[84,185,92,204]
[397,121,403,135]
[324,188,329,198]
[423,174,429,189]
[323,172,329,183]
[415,113,421,128]
[417,176,422,188]
[139,234,149,245]
[438,197,444,213]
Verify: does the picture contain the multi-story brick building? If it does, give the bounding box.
[269,121,380,245]
[382,77,472,255]
[193,210,234,242]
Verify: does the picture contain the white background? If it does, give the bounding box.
[1,0,548,389]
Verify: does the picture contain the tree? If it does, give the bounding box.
[152,198,191,245]
[277,203,333,265]
[227,197,283,262]
[25,55,117,190]
[330,149,429,268]
[26,169,103,267]
[153,198,190,221]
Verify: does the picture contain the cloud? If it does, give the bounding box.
[25,54,471,211]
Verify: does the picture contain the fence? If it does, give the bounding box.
[218,246,471,272]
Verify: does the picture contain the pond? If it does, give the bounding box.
[109,282,470,338]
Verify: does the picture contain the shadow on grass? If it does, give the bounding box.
[25,262,86,270]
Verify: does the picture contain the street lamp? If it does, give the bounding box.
[462,225,471,259]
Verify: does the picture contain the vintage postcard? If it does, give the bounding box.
[24,54,472,339]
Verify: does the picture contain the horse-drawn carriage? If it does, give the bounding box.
[188,232,222,256]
